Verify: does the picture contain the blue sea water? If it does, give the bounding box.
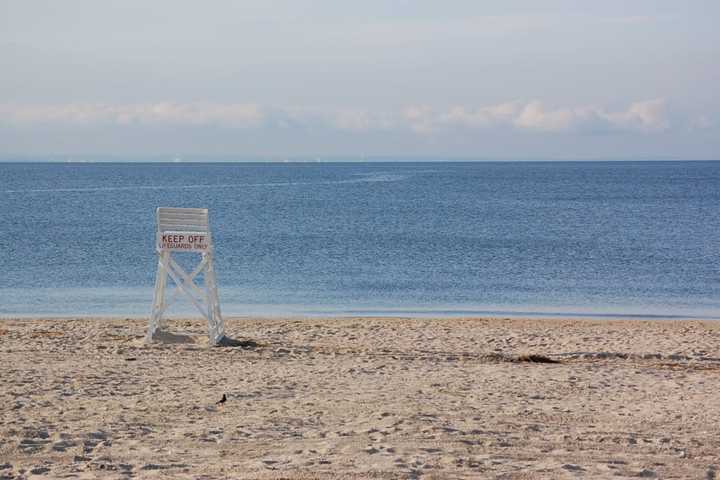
[1,161,719,319]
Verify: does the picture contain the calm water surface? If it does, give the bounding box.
[1,161,719,318]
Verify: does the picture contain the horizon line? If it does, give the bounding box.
[1,156,719,164]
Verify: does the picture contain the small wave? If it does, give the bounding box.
[2,172,408,194]
[347,172,408,183]
[3,183,265,194]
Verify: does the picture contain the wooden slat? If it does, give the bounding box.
[158,218,208,225]
[158,226,208,233]
[158,207,208,214]
[157,207,209,230]
[158,214,208,221]
[158,211,208,218]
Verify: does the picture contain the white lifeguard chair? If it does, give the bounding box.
[146,207,225,346]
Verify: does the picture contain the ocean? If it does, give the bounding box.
[1,161,719,319]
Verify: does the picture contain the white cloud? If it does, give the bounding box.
[513,99,669,133]
[0,99,672,134]
[326,109,396,132]
[402,105,435,133]
[260,106,398,132]
[0,102,265,128]
[439,102,520,129]
[409,99,669,134]
[514,101,588,132]
[604,99,669,132]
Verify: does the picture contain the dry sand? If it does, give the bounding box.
[1,316,719,479]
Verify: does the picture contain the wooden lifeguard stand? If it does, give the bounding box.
[146,207,225,346]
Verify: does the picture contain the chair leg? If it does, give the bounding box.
[147,251,169,341]
[204,252,225,345]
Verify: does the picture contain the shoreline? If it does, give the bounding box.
[2,316,720,478]
[3,309,720,322]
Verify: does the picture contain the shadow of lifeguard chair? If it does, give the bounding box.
[146,207,225,346]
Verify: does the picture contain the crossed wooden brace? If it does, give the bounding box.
[155,253,211,321]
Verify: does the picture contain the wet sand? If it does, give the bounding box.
[1,316,719,479]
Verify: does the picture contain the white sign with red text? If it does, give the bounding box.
[158,232,209,252]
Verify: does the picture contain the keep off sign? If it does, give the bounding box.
[158,232,209,252]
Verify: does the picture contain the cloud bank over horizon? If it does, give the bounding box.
[0,98,676,135]
[1,0,718,159]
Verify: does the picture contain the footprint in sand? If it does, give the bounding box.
[140,463,190,471]
[29,466,52,475]
[19,438,51,454]
[562,464,586,472]
[201,428,224,443]
[18,429,51,455]
[82,431,110,455]
[707,465,717,480]
[52,439,77,452]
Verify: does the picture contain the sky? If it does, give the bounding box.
[1,0,718,160]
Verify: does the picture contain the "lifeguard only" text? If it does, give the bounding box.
[158,233,209,251]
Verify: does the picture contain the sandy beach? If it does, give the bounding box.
[1,316,719,479]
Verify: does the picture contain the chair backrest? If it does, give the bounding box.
[157,207,209,233]
[156,208,212,252]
